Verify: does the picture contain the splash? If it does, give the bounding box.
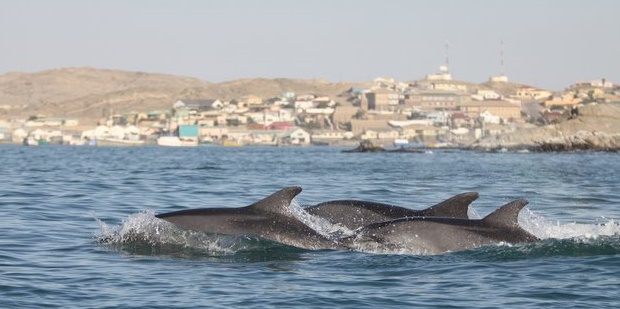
[95,203,620,258]
[94,210,272,256]
[291,200,356,239]
[519,208,620,240]
[308,204,620,256]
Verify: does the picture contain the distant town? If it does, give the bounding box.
[1,66,619,148]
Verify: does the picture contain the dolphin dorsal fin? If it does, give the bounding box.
[422,192,479,219]
[248,186,302,217]
[481,199,529,229]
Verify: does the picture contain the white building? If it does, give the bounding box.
[480,110,501,124]
[246,109,294,126]
[294,100,316,110]
[311,131,354,141]
[279,128,311,145]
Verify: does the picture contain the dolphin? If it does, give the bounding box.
[348,198,539,254]
[305,192,479,230]
[155,186,342,250]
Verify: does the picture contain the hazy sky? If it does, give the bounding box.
[1,0,618,90]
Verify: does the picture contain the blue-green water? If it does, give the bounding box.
[1,146,619,308]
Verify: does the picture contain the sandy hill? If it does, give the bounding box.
[0,67,366,124]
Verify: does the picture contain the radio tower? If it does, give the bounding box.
[499,39,505,76]
[445,40,450,73]
[490,39,508,82]
[426,40,453,81]
[438,40,451,80]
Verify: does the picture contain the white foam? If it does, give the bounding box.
[95,204,620,256]
[290,199,357,239]
[94,211,250,254]
[519,208,620,240]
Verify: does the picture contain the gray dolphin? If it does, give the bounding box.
[155,186,342,250]
[348,198,539,254]
[305,192,479,230]
[156,187,538,254]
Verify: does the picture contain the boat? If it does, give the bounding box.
[95,137,145,147]
[343,140,435,154]
[22,136,39,146]
[394,138,410,148]
[157,135,198,147]
[198,136,219,146]
[342,140,385,153]
[221,140,243,147]
[387,147,433,154]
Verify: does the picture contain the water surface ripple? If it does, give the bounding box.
[1,146,619,308]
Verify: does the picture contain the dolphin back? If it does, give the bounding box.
[305,192,479,230]
[306,200,418,225]
[480,198,540,242]
[155,186,303,234]
[481,198,529,229]
[246,186,302,217]
[347,198,539,254]
[420,192,478,219]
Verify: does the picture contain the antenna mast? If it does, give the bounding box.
[499,39,505,76]
[445,40,450,73]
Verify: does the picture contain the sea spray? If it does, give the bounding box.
[94,203,620,256]
[291,199,357,239]
[519,208,620,240]
[94,210,265,255]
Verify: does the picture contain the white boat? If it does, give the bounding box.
[394,138,410,147]
[95,137,145,147]
[22,136,40,146]
[157,136,198,147]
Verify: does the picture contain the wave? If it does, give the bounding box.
[95,211,281,256]
[520,208,620,240]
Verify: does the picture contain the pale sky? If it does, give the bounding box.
[1,0,618,90]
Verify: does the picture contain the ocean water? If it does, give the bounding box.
[1,145,619,308]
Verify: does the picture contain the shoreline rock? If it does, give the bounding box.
[471,103,620,152]
[533,130,620,152]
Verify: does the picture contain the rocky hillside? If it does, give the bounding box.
[0,67,365,124]
[473,103,620,151]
